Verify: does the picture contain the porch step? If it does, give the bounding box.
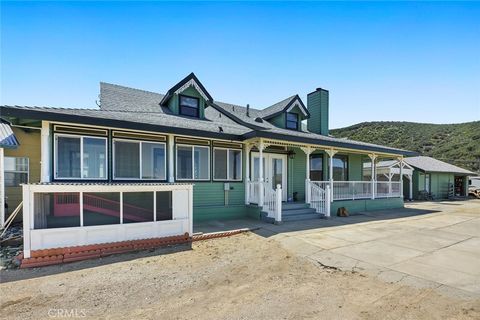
[260,203,324,223]
[282,202,310,210]
[282,212,325,222]
[282,207,317,216]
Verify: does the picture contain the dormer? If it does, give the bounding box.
[261,95,309,130]
[159,73,213,119]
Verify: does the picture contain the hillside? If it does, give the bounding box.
[330,121,480,173]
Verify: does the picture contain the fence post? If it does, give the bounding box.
[305,179,311,204]
[325,185,331,218]
[275,184,282,223]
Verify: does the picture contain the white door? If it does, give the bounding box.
[251,153,288,200]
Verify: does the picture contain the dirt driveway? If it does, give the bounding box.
[1,201,479,319]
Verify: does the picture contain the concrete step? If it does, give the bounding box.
[282,213,325,222]
[282,208,317,216]
[282,202,310,210]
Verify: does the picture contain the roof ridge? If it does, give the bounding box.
[1,105,100,111]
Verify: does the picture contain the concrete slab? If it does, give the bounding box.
[439,218,480,237]
[276,236,323,258]
[296,233,354,250]
[380,229,471,252]
[331,241,424,267]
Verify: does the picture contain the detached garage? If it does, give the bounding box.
[405,156,475,200]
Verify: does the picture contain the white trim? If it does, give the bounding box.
[112,138,167,181]
[251,152,288,200]
[286,98,308,117]
[3,156,29,186]
[212,147,243,181]
[41,121,51,182]
[54,133,108,180]
[175,144,211,181]
[174,78,210,101]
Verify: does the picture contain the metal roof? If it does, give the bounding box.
[0,118,20,149]
[404,156,475,175]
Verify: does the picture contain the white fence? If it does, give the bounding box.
[308,182,330,217]
[311,181,402,201]
[22,183,193,258]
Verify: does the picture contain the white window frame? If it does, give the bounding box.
[54,133,108,180]
[213,147,242,181]
[4,156,29,186]
[113,138,167,180]
[175,144,210,181]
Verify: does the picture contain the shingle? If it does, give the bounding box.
[404,156,474,175]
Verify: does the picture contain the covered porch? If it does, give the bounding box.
[244,138,408,223]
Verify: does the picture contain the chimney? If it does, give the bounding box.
[246,104,250,117]
[307,88,329,135]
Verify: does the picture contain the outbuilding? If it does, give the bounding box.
[404,156,474,200]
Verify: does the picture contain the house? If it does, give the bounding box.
[402,156,474,200]
[0,73,417,258]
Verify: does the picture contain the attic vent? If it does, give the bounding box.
[255,117,263,123]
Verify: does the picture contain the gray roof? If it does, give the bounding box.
[0,118,20,149]
[0,81,416,156]
[404,156,474,175]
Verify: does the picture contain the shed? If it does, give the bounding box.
[404,156,475,200]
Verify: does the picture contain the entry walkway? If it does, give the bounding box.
[194,200,480,297]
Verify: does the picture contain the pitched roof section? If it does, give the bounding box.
[100,82,167,113]
[159,72,213,106]
[261,95,309,120]
[404,156,474,175]
[0,118,20,149]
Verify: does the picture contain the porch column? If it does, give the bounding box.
[369,154,377,199]
[301,146,312,204]
[40,121,51,182]
[398,157,404,198]
[245,143,251,205]
[258,140,265,207]
[407,174,413,200]
[168,135,175,182]
[326,149,337,202]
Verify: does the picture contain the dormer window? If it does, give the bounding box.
[179,95,200,118]
[286,112,299,130]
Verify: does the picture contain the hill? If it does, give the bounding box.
[330,121,480,173]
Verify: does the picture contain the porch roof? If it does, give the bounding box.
[0,118,20,149]
[404,156,475,175]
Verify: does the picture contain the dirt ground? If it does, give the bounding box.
[1,231,479,320]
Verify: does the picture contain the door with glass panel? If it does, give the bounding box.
[251,153,287,201]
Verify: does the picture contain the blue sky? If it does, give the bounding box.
[1,1,479,128]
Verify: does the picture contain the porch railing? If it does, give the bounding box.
[247,181,262,205]
[375,181,401,198]
[247,181,281,222]
[311,181,401,201]
[309,182,330,217]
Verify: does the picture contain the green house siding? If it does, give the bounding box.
[168,86,206,118]
[331,198,404,215]
[288,147,307,201]
[348,154,363,181]
[307,89,329,135]
[430,172,454,199]
[270,113,285,128]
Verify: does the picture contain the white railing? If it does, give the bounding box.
[375,181,401,198]
[248,181,262,204]
[311,181,401,201]
[262,183,282,223]
[309,182,330,217]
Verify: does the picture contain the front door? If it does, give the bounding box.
[251,152,288,200]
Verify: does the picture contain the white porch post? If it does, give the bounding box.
[40,121,51,182]
[409,175,413,200]
[0,148,4,228]
[275,184,282,223]
[245,143,251,205]
[301,146,312,204]
[168,135,175,183]
[258,140,264,207]
[22,184,31,258]
[369,154,377,199]
[326,149,337,202]
[399,157,404,199]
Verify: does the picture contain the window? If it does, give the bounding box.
[123,192,154,223]
[4,157,29,187]
[176,145,210,180]
[213,148,242,181]
[55,134,107,179]
[332,155,348,181]
[113,140,166,180]
[286,112,299,130]
[309,154,323,181]
[179,95,200,117]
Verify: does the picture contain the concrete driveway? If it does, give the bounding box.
[268,200,480,297]
[195,200,480,297]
